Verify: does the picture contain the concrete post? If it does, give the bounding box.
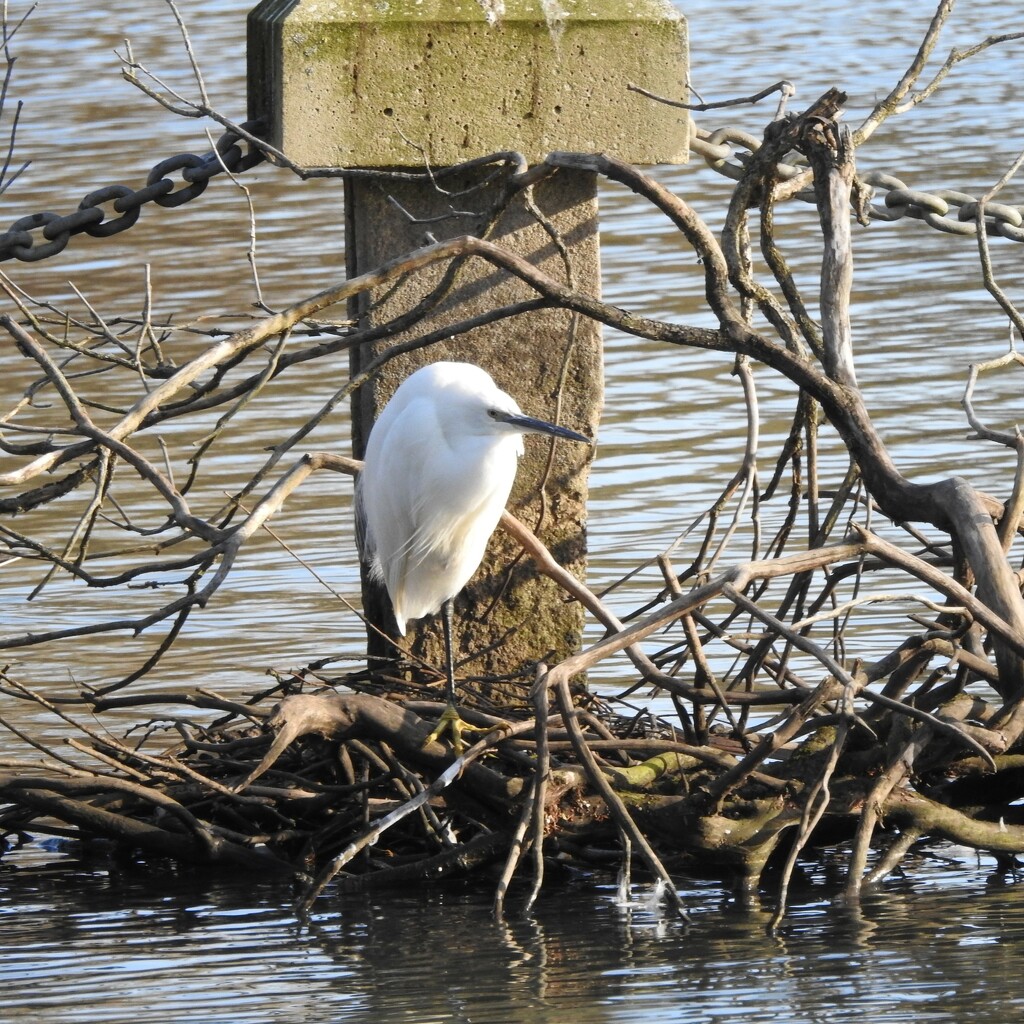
[248,0,688,697]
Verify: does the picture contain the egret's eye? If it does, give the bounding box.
[487,408,499,419]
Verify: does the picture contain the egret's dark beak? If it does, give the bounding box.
[497,411,592,445]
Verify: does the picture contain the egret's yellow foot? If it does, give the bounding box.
[423,703,497,756]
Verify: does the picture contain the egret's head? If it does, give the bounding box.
[418,361,591,446]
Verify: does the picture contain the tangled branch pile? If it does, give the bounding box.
[4,612,1024,927]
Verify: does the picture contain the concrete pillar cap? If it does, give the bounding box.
[249,0,689,167]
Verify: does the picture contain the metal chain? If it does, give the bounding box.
[0,123,266,264]
[1,120,1020,265]
[691,126,1024,243]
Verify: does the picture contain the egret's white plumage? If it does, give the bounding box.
[354,360,590,751]
[356,361,588,635]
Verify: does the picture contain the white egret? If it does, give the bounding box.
[355,361,591,752]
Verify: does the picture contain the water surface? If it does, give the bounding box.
[5,840,1024,1023]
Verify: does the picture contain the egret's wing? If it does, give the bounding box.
[358,393,446,626]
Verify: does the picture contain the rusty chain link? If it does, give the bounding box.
[1,118,1020,265]
[0,123,266,263]
[691,125,1024,243]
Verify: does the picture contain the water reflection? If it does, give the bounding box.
[5,845,1024,1023]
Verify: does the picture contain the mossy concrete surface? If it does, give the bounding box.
[248,0,689,167]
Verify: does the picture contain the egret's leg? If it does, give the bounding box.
[441,598,457,707]
[423,600,492,755]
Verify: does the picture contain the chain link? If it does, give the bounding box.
[0,123,265,264]
[691,126,1024,243]
[1,119,1020,264]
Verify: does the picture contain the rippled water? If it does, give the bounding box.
[3,0,1024,1019]
[5,840,1024,1023]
